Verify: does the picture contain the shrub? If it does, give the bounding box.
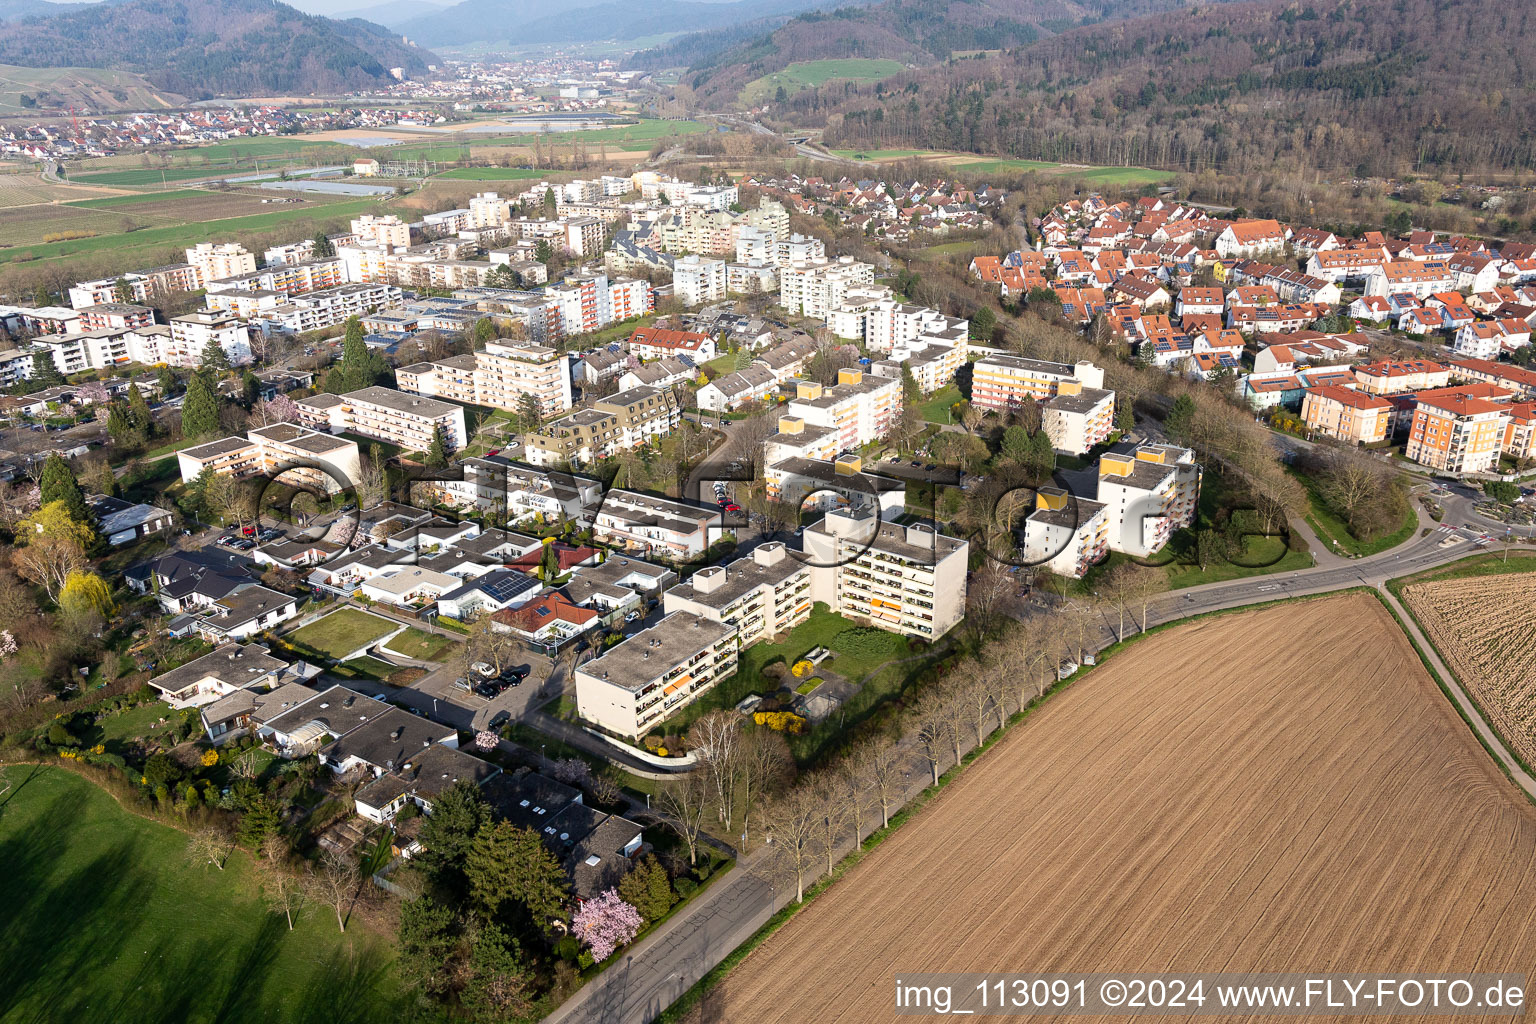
[674,876,698,899]
[753,710,806,734]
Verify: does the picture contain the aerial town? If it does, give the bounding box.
[3,18,1536,1024]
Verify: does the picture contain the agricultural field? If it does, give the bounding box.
[703,594,1536,1021]
[0,63,182,115]
[0,764,402,1024]
[1403,569,1536,766]
[0,171,118,207]
[0,195,377,267]
[436,167,551,181]
[68,166,267,188]
[741,59,907,106]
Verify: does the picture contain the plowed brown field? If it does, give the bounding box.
[705,594,1536,1023]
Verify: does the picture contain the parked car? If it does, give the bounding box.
[624,610,642,622]
[725,503,741,513]
[488,710,510,729]
[470,661,496,677]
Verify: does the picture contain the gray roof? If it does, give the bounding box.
[319,707,455,771]
[344,386,461,419]
[262,684,391,738]
[150,643,286,696]
[578,612,734,693]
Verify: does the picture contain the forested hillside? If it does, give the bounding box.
[667,0,1235,103]
[781,0,1536,176]
[0,0,434,98]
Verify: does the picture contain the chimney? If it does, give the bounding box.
[391,727,403,740]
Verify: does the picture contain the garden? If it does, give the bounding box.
[283,607,399,662]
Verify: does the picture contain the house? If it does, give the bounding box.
[125,551,253,614]
[696,364,777,412]
[627,327,716,362]
[360,566,463,607]
[1348,295,1392,323]
[149,642,313,710]
[89,494,174,546]
[200,679,323,746]
[435,568,542,621]
[1176,287,1225,318]
[192,585,299,643]
[259,685,393,758]
[319,707,460,777]
[1354,359,1451,396]
[1214,219,1286,258]
[354,743,500,824]
[558,556,676,622]
[491,591,601,649]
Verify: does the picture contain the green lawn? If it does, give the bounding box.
[68,166,259,188]
[285,607,398,660]
[742,59,906,105]
[65,188,213,209]
[918,384,962,424]
[831,148,937,161]
[436,167,549,180]
[0,765,403,1024]
[0,197,378,266]
[655,606,914,738]
[1288,465,1419,557]
[380,626,456,662]
[1164,539,1312,589]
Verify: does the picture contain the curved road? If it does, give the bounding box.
[544,510,1529,1024]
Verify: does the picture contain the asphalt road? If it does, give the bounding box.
[543,512,1513,1024]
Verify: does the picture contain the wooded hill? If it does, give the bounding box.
[0,0,436,99]
[662,0,1235,102]
[757,0,1536,177]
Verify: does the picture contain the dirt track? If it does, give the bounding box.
[707,594,1536,1022]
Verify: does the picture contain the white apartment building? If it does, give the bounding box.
[736,228,825,268]
[415,456,603,522]
[672,255,727,307]
[298,386,467,454]
[591,488,716,559]
[397,340,572,417]
[167,310,252,367]
[178,423,362,493]
[28,326,167,375]
[564,216,605,257]
[778,257,876,319]
[1094,444,1201,557]
[663,543,813,649]
[801,508,969,640]
[543,272,652,338]
[576,611,739,739]
[784,368,903,451]
[468,192,513,229]
[1020,487,1110,579]
[351,214,411,248]
[1040,382,1116,455]
[186,243,256,282]
[259,283,401,334]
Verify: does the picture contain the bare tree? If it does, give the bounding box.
[688,710,741,831]
[305,848,358,932]
[261,866,306,930]
[912,695,949,786]
[186,826,230,871]
[956,671,996,749]
[738,728,793,841]
[760,785,825,904]
[655,768,711,866]
[851,736,907,831]
[809,773,854,876]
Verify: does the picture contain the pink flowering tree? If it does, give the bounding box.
[474,730,499,752]
[260,394,299,426]
[571,889,642,962]
[0,630,17,659]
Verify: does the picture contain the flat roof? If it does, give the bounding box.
[578,611,734,693]
[344,386,461,418]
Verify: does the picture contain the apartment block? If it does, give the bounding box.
[351,214,412,248]
[259,283,402,334]
[801,508,969,640]
[591,489,716,560]
[543,272,653,339]
[1353,359,1451,396]
[178,423,362,492]
[778,257,876,319]
[415,456,603,522]
[186,243,256,282]
[167,310,251,367]
[522,386,679,467]
[1300,385,1393,444]
[663,543,813,649]
[970,355,1106,413]
[77,303,155,332]
[1405,385,1513,474]
[673,255,727,307]
[298,386,466,454]
[398,340,572,418]
[1504,402,1536,461]
[1095,443,1201,558]
[576,611,739,739]
[784,369,902,451]
[1041,383,1116,454]
[1021,487,1110,579]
